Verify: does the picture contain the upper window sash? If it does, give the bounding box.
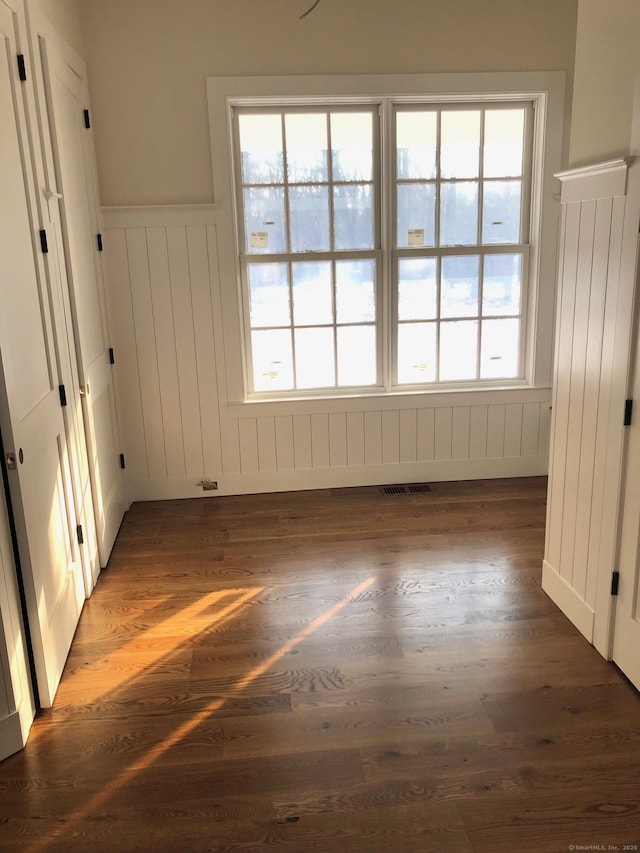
[233,104,382,259]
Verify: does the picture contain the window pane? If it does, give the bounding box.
[480,318,519,378]
[439,320,478,381]
[440,182,478,246]
[484,109,525,178]
[251,329,293,391]
[441,111,480,179]
[244,187,286,254]
[292,261,332,325]
[289,185,330,252]
[337,325,376,386]
[396,111,437,180]
[483,254,522,316]
[295,327,335,388]
[248,263,290,327]
[336,260,376,323]
[482,180,522,244]
[397,183,436,247]
[441,255,479,318]
[397,322,437,384]
[285,113,328,184]
[238,114,284,184]
[398,258,437,320]
[333,184,374,250]
[331,112,373,181]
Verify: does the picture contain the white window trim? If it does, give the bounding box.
[207,72,565,406]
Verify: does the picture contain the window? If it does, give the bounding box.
[208,73,564,402]
[393,105,531,386]
[235,107,380,392]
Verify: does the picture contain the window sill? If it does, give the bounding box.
[226,382,551,418]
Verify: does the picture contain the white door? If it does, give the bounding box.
[0,441,36,760]
[0,0,85,707]
[613,296,640,691]
[38,39,126,566]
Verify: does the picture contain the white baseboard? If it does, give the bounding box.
[541,559,595,642]
[0,711,25,762]
[125,456,548,503]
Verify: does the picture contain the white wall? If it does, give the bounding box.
[569,0,640,167]
[29,0,84,56]
[80,0,578,206]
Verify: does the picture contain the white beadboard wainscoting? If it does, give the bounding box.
[102,205,551,503]
[543,159,640,655]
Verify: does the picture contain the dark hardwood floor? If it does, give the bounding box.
[1,477,639,852]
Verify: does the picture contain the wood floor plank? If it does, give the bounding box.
[1,477,639,851]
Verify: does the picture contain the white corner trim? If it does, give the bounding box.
[555,158,630,204]
[101,204,220,229]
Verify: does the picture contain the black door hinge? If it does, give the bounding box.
[611,571,620,596]
[39,229,49,254]
[59,384,67,407]
[119,453,126,469]
[76,524,84,545]
[83,109,91,129]
[17,54,27,82]
[97,233,103,252]
[108,347,115,365]
[624,399,633,426]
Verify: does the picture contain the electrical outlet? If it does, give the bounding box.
[199,479,218,491]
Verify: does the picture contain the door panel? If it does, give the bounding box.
[613,284,640,691]
[0,441,35,761]
[38,39,126,566]
[0,0,84,707]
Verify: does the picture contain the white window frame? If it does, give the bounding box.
[207,72,565,406]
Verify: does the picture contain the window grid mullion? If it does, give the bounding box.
[281,113,293,255]
[435,256,442,382]
[327,112,336,253]
[331,259,339,386]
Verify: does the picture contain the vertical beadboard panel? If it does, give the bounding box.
[103,208,552,501]
[572,198,612,603]
[146,227,184,479]
[538,402,552,458]
[451,407,470,459]
[364,411,382,465]
[329,412,348,467]
[521,402,541,458]
[587,195,627,609]
[542,160,637,653]
[559,200,597,592]
[293,415,312,470]
[189,225,222,476]
[486,404,506,458]
[256,416,277,472]
[416,409,435,461]
[275,415,295,470]
[434,408,453,460]
[469,405,488,459]
[311,414,330,469]
[103,228,147,485]
[220,417,242,474]
[126,228,166,480]
[504,404,524,457]
[546,201,581,574]
[399,409,417,463]
[238,418,259,473]
[346,412,364,466]
[167,227,204,478]
[382,410,400,464]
